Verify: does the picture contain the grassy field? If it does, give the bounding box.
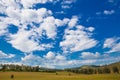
[0,72,120,80]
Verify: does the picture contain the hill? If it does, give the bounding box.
[65,61,120,74]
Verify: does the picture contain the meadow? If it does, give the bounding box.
[0,72,120,80]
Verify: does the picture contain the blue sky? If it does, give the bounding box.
[0,0,120,69]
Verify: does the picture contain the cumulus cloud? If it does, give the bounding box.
[104,37,118,48]
[104,37,120,53]
[4,7,52,25]
[60,25,97,53]
[81,52,101,59]
[8,29,39,52]
[42,59,96,68]
[21,52,67,68]
[40,16,57,39]
[20,0,60,8]
[55,19,66,26]
[0,21,8,36]
[16,52,120,68]
[104,10,115,15]
[44,51,66,60]
[22,53,41,61]
[0,51,15,58]
[21,53,42,65]
[86,27,95,32]
[42,51,68,68]
[0,0,20,11]
[109,43,120,53]
[38,16,68,39]
[68,16,78,28]
[7,28,53,52]
[6,50,118,68]
[5,8,54,52]
[21,8,52,23]
[0,0,70,53]
[44,51,55,59]
[56,54,66,61]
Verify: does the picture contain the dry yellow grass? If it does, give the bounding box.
[0,72,120,80]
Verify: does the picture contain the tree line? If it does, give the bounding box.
[0,64,39,72]
[0,64,59,72]
[65,63,120,74]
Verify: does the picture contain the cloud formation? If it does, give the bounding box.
[104,10,115,15]
[61,0,76,9]
[0,51,15,59]
[81,52,101,59]
[0,0,69,52]
[104,37,120,53]
[60,25,97,53]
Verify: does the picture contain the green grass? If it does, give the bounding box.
[0,72,120,80]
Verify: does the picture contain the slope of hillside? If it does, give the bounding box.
[65,62,120,74]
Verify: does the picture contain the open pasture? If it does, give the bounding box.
[0,72,120,80]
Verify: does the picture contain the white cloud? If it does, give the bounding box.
[21,0,39,8]
[104,10,115,15]
[62,0,76,4]
[44,59,96,68]
[104,37,120,53]
[0,51,15,58]
[109,43,120,53]
[8,29,39,52]
[3,54,120,68]
[68,16,78,28]
[21,52,67,68]
[21,8,52,24]
[0,0,70,52]
[44,51,66,61]
[4,7,52,25]
[66,59,96,66]
[86,27,95,32]
[4,50,118,68]
[21,53,42,65]
[63,18,70,24]
[39,16,69,39]
[60,25,97,53]
[7,28,53,52]
[20,0,59,8]
[40,16,57,39]
[0,4,53,37]
[61,0,76,9]
[0,21,8,36]
[0,0,20,10]
[55,19,65,26]
[55,54,66,60]
[81,52,101,59]
[22,53,41,61]
[104,37,117,48]
[42,52,68,68]
[21,9,39,23]
[44,51,55,59]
